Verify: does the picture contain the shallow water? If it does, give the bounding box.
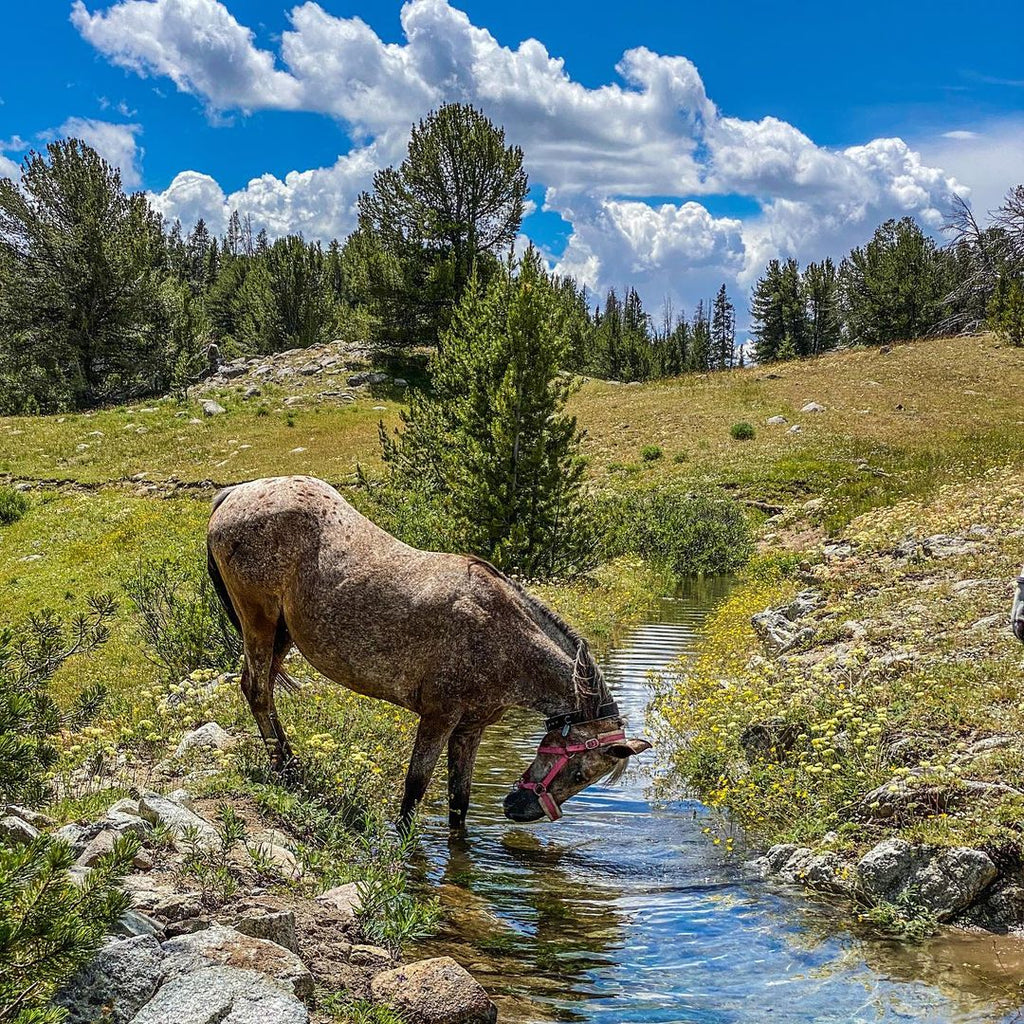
[415,579,1024,1023]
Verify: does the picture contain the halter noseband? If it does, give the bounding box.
[514,701,624,821]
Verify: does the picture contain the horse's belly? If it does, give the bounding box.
[292,641,417,712]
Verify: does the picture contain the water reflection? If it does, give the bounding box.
[415,579,1024,1023]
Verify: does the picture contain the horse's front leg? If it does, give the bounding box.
[447,725,485,830]
[399,713,460,827]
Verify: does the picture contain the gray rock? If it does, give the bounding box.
[316,882,362,928]
[856,838,998,918]
[788,424,802,433]
[298,362,321,376]
[200,400,225,417]
[5,804,53,827]
[393,378,409,387]
[174,722,237,759]
[766,415,787,425]
[0,815,40,845]
[233,908,298,954]
[371,956,497,1024]
[109,797,141,816]
[57,935,165,1024]
[800,402,825,413]
[350,944,393,970]
[348,371,391,387]
[971,613,1004,633]
[114,910,165,939]
[161,924,313,999]
[138,794,219,851]
[129,966,309,1024]
[166,788,194,808]
[243,386,261,399]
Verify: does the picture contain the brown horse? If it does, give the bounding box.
[206,475,650,827]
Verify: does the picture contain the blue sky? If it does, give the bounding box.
[2,1,1023,317]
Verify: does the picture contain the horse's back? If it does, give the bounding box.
[208,476,373,591]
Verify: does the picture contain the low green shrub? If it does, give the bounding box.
[0,486,29,527]
[1,596,116,806]
[640,444,663,461]
[0,833,140,1024]
[594,486,752,576]
[123,551,241,681]
[730,421,755,440]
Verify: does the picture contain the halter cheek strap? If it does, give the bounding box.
[514,727,627,821]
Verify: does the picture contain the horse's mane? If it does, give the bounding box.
[469,557,608,717]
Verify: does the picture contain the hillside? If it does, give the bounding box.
[4,332,1024,955]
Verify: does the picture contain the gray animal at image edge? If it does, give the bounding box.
[206,475,651,827]
[1012,569,1024,643]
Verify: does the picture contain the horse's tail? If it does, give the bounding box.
[207,486,243,636]
[207,484,300,695]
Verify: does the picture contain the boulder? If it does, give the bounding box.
[856,838,998,918]
[0,814,40,845]
[371,956,497,1024]
[800,402,825,413]
[233,908,298,954]
[200,400,225,417]
[765,415,787,425]
[5,804,53,827]
[348,371,391,387]
[174,722,237,759]
[161,924,313,1000]
[56,935,165,1024]
[138,794,219,851]
[129,966,309,1024]
[316,882,362,927]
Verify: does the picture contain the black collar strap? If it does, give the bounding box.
[545,701,620,733]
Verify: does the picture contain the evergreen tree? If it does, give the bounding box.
[710,284,736,370]
[0,140,168,412]
[376,248,587,576]
[357,104,528,347]
[803,258,841,355]
[750,258,806,363]
[841,217,944,346]
[689,300,711,371]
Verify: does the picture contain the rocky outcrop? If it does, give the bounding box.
[855,839,998,919]
[49,788,495,1022]
[751,590,821,652]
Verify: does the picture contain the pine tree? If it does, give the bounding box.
[357,104,528,347]
[0,140,168,412]
[803,258,841,355]
[841,217,944,346]
[377,248,587,576]
[710,284,736,370]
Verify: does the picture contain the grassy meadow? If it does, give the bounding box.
[4,331,1024,948]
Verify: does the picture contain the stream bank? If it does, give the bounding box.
[412,580,1024,1022]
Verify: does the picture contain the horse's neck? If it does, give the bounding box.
[517,638,608,718]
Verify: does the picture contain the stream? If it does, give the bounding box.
[416,578,1024,1022]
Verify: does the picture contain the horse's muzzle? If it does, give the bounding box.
[503,787,547,823]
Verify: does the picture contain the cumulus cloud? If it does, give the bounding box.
[916,118,1024,222]
[59,117,144,187]
[72,0,968,310]
[0,154,20,180]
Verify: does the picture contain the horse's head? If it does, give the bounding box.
[503,704,652,823]
[1012,573,1024,643]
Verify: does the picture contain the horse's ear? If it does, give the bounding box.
[609,738,652,759]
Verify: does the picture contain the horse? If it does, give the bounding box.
[206,475,651,827]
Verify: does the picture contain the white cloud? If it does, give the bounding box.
[58,117,144,187]
[0,155,20,180]
[71,0,301,112]
[916,118,1024,221]
[73,0,971,311]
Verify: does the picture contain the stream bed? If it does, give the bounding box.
[416,579,1024,1022]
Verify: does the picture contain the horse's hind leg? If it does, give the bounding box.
[240,620,294,772]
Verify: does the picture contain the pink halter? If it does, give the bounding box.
[514,721,626,821]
